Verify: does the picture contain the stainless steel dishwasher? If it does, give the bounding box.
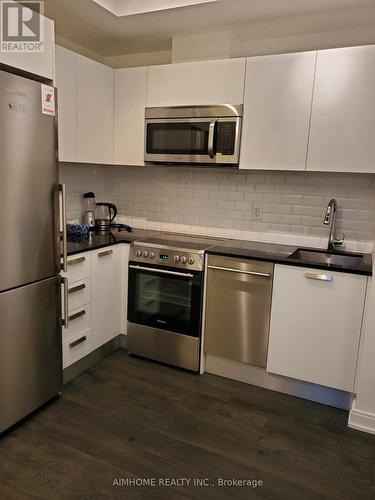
[204,254,274,367]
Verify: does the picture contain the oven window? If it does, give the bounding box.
[128,268,202,337]
[146,122,209,155]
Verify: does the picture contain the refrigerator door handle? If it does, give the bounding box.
[61,276,69,329]
[59,184,68,273]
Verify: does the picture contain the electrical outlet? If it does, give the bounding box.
[252,205,263,221]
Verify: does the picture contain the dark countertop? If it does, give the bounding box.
[67,229,373,276]
[67,228,159,256]
[207,240,373,276]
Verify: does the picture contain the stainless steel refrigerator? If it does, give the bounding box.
[0,70,63,433]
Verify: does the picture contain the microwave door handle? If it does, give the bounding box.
[208,120,216,159]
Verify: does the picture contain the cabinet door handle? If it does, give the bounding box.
[68,283,86,294]
[68,309,86,322]
[98,249,113,258]
[69,336,87,348]
[305,272,333,282]
[68,256,86,266]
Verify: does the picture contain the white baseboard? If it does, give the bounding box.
[348,405,375,435]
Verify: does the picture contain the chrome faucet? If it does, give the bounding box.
[323,199,345,252]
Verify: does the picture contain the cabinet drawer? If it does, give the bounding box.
[63,303,91,341]
[64,253,91,282]
[67,278,91,312]
[63,329,92,368]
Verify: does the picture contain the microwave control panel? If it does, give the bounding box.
[216,122,236,155]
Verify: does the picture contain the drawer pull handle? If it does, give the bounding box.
[68,283,86,294]
[98,249,113,258]
[305,272,333,282]
[68,256,86,266]
[68,309,86,322]
[69,336,87,348]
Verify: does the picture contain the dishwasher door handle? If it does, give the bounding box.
[207,265,271,278]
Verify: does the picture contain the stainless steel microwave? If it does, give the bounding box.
[144,104,242,165]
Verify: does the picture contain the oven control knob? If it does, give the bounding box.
[136,250,142,257]
[181,256,187,264]
[149,252,155,259]
[143,251,149,258]
[174,255,180,263]
[188,258,195,265]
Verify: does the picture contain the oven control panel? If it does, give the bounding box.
[130,245,204,272]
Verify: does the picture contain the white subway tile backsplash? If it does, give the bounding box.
[60,164,375,245]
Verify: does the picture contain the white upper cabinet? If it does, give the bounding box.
[240,52,316,171]
[267,264,367,392]
[114,67,147,166]
[0,15,54,80]
[55,45,77,162]
[147,58,246,107]
[77,54,114,164]
[55,46,115,164]
[307,45,375,173]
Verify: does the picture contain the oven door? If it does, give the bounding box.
[128,263,203,337]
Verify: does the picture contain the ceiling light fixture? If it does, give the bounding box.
[91,0,218,17]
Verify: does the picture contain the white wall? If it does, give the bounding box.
[172,31,242,62]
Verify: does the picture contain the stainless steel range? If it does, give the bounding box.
[127,234,228,371]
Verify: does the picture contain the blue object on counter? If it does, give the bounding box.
[66,223,90,235]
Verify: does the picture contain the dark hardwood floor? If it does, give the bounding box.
[1,350,375,499]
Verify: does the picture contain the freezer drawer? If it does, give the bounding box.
[204,255,273,367]
[0,276,62,433]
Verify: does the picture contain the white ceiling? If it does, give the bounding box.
[42,0,375,56]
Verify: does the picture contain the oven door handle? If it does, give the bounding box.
[129,265,194,278]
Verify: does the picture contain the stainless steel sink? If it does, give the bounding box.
[288,248,364,267]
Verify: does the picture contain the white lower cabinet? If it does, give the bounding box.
[267,264,367,392]
[91,245,127,350]
[63,331,92,369]
[62,244,129,368]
